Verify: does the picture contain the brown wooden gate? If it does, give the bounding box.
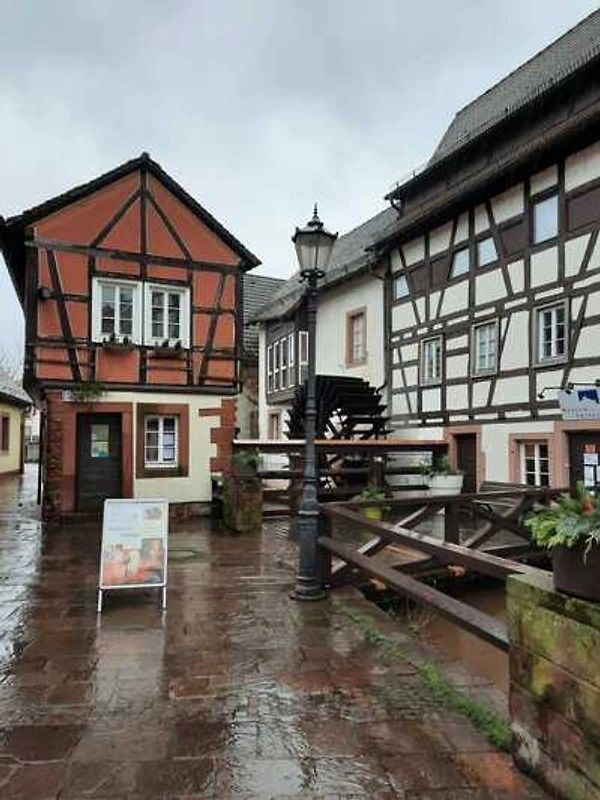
[76,413,122,511]
[455,433,477,493]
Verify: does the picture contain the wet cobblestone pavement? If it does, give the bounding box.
[0,468,549,799]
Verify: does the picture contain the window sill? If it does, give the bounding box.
[151,346,186,359]
[139,466,187,479]
[536,355,567,367]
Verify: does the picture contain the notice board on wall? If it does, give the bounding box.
[558,387,600,420]
[97,498,169,612]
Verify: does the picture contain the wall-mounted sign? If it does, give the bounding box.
[97,498,169,612]
[558,387,600,420]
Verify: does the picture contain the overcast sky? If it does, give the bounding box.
[1,0,598,365]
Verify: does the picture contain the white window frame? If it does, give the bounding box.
[273,340,280,390]
[536,301,567,364]
[471,320,498,376]
[92,277,142,344]
[421,336,443,385]
[288,334,295,387]
[299,330,309,384]
[144,283,190,348]
[144,415,179,469]
[532,193,558,245]
[519,441,550,487]
[347,309,367,365]
[280,339,288,389]
[394,274,409,300]
[267,345,274,392]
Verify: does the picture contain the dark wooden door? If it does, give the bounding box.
[76,414,122,511]
[568,432,600,490]
[455,434,477,493]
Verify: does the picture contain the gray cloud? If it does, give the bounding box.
[1,0,598,363]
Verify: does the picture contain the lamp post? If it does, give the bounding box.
[290,206,338,601]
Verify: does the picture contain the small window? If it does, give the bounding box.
[450,247,470,278]
[520,442,550,487]
[537,303,566,362]
[532,194,558,244]
[472,321,498,375]
[347,310,366,365]
[144,415,178,468]
[273,343,280,390]
[281,339,288,389]
[267,345,274,392]
[299,331,309,384]
[144,285,190,347]
[92,278,141,343]
[288,334,295,387]
[477,236,497,268]
[268,412,281,440]
[421,336,443,384]
[394,274,409,300]
[0,415,9,452]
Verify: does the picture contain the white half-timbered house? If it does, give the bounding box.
[376,9,600,491]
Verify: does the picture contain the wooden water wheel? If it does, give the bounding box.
[286,375,390,495]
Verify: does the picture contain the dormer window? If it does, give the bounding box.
[144,284,190,348]
[92,278,142,343]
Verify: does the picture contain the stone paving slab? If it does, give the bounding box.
[0,468,549,799]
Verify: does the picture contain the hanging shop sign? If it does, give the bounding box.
[558,387,600,420]
[97,498,169,612]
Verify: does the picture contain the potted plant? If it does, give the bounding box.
[68,380,105,405]
[232,448,261,478]
[357,484,390,521]
[525,483,600,602]
[421,455,464,496]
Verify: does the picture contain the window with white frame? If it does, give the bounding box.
[394,274,409,300]
[299,330,309,384]
[273,341,280,390]
[476,236,497,268]
[450,247,469,278]
[92,278,142,343]
[472,321,498,375]
[421,336,443,384]
[519,441,550,487]
[144,284,190,347]
[267,345,274,392]
[144,415,178,468]
[347,310,366,365]
[532,193,558,244]
[281,339,288,389]
[537,303,566,362]
[288,334,295,387]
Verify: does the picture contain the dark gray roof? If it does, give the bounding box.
[251,206,398,323]
[430,9,600,166]
[0,365,30,407]
[243,273,286,355]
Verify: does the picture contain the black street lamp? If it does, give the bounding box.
[290,206,338,601]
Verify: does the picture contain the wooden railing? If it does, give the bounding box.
[317,487,563,651]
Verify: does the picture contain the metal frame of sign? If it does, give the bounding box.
[97,498,169,613]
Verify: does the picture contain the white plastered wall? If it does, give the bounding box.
[0,403,23,474]
[100,390,224,503]
[481,421,555,483]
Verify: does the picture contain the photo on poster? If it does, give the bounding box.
[99,499,168,590]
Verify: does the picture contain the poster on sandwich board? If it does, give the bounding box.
[97,498,169,613]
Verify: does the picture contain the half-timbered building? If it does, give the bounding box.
[375,9,600,491]
[0,153,260,519]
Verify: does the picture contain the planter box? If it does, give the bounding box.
[428,473,464,496]
[552,542,600,603]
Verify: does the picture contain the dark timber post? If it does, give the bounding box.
[444,501,460,545]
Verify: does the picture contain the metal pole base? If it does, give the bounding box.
[290,583,327,602]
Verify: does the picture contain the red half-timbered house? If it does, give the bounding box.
[0,153,260,519]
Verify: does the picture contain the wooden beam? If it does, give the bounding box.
[46,250,82,382]
[319,536,509,651]
[323,503,545,580]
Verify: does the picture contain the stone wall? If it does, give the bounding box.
[507,571,600,799]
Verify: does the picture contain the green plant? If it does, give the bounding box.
[525,483,600,554]
[358,484,388,502]
[69,380,105,404]
[420,455,461,477]
[232,448,261,471]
